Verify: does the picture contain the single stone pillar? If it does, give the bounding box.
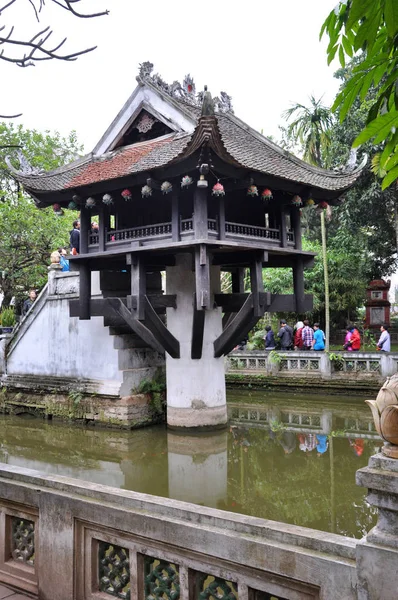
[167,431,228,507]
[166,253,227,429]
[356,453,398,599]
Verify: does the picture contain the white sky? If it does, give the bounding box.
[1,0,340,153]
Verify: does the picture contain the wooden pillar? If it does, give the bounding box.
[98,206,106,252]
[250,255,265,318]
[79,261,91,320]
[193,186,208,240]
[291,206,302,250]
[172,190,180,242]
[218,195,226,241]
[279,206,288,248]
[79,205,89,255]
[232,268,245,293]
[128,253,146,320]
[293,257,305,313]
[194,244,211,310]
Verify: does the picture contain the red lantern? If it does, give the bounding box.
[212,182,225,197]
[261,188,273,201]
[53,203,61,212]
[121,188,132,201]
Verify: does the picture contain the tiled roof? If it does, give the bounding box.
[9,103,364,197]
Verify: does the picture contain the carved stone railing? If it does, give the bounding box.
[226,350,398,381]
[0,464,361,599]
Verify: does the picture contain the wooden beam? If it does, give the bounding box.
[107,298,165,356]
[268,294,313,312]
[213,250,268,267]
[79,205,89,254]
[129,253,146,320]
[193,185,208,239]
[266,255,314,269]
[231,268,245,293]
[78,262,91,320]
[172,189,180,243]
[195,244,211,310]
[143,296,180,358]
[69,295,177,318]
[214,294,261,357]
[191,293,205,359]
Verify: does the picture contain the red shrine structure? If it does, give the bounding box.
[8,63,365,429]
[365,279,391,329]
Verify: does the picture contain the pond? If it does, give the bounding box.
[0,390,379,538]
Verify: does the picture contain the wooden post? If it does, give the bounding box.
[79,205,89,255]
[79,261,91,320]
[291,206,302,250]
[218,195,226,241]
[128,253,146,320]
[193,186,208,240]
[172,189,180,242]
[293,257,305,313]
[232,268,245,293]
[194,244,211,310]
[279,206,288,248]
[98,206,106,252]
[250,255,265,318]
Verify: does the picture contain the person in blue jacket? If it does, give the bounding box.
[312,323,325,351]
[58,248,70,272]
[263,325,276,350]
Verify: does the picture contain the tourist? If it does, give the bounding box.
[58,247,70,272]
[22,290,37,316]
[377,324,391,352]
[301,319,314,350]
[343,326,353,351]
[349,438,365,457]
[294,320,304,350]
[277,319,293,350]
[346,325,361,351]
[70,220,80,255]
[91,221,99,233]
[312,323,325,351]
[263,325,276,350]
[316,434,329,456]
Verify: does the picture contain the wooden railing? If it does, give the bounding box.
[225,221,281,241]
[105,222,172,243]
[180,218,193,232]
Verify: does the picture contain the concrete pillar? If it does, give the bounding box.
[166,253,227,429]
[167,431,228,508]
[356,453,398,599]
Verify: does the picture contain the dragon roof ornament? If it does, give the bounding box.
[137,61,234,114]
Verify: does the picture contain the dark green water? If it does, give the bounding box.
[0,390,379,538]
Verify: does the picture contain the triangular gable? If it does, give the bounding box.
[93,82,197,156]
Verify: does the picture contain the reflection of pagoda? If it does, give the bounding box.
[9,63,364,429]
[365,279,391,329]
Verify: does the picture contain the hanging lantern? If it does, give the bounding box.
[52,203,61,212]
[316,201,332,221]
[318,201,328,209]
[67,201,77,210]
[181,175,193,189]
[291,195,303,206]
[72,194,81,203]
[102,193,113,205]
[161,181,173,195]
[86,197,96,209]
[212,182,225,197]
[141,184,152,198]
[261,188,273,201]
[121,188,132,201]
[306,198,315,206]
[247,185,258,197]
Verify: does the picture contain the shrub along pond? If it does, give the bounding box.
[0,390,379,537]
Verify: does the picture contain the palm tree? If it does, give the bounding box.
[283,96,333,350]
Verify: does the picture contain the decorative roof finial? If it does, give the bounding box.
[201,85,215,117]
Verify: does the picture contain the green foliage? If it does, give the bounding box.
[0,123,82,306]
[68,390,83,407]
[0,307,15,327]
[267,350,282,366]
[246,329,265,351]
[320,1,398,189]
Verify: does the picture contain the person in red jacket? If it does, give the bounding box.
[294,321,304,350]
[347,325,361,351]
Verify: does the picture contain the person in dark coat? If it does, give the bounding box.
[70,220,80,255]
[22,290,37,316]
[277,319,293,350]
[263,325,276,350]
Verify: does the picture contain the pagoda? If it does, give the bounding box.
[8,63,365,429]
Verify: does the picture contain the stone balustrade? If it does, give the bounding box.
[226,350,398,381]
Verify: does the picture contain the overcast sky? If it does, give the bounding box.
[1,0,340,153]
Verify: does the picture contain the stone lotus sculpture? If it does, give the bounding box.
[366,374,398,458]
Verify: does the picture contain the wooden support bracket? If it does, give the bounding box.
[191,293,206,359]
[214,293,262,358]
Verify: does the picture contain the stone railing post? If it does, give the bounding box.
[319,352,332,378]
[380,353,395,378]
[356,454,398,599]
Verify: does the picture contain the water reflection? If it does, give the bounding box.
[0,392,381,537]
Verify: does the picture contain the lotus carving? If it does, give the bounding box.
[366,374,398,456]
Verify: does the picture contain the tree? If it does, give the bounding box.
[0,0,108,117]
[0,122,82,306]
[283,97,332,349]
[321,0,398,190]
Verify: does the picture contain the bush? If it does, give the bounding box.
[0,307,15,327]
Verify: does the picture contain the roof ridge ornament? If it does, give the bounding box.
[201,86,215,117]
[5,149,44,176]
[137,61,234,114]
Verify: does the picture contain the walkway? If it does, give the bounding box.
[0,584,31,599]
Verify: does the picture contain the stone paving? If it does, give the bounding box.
[0,584,32,599]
